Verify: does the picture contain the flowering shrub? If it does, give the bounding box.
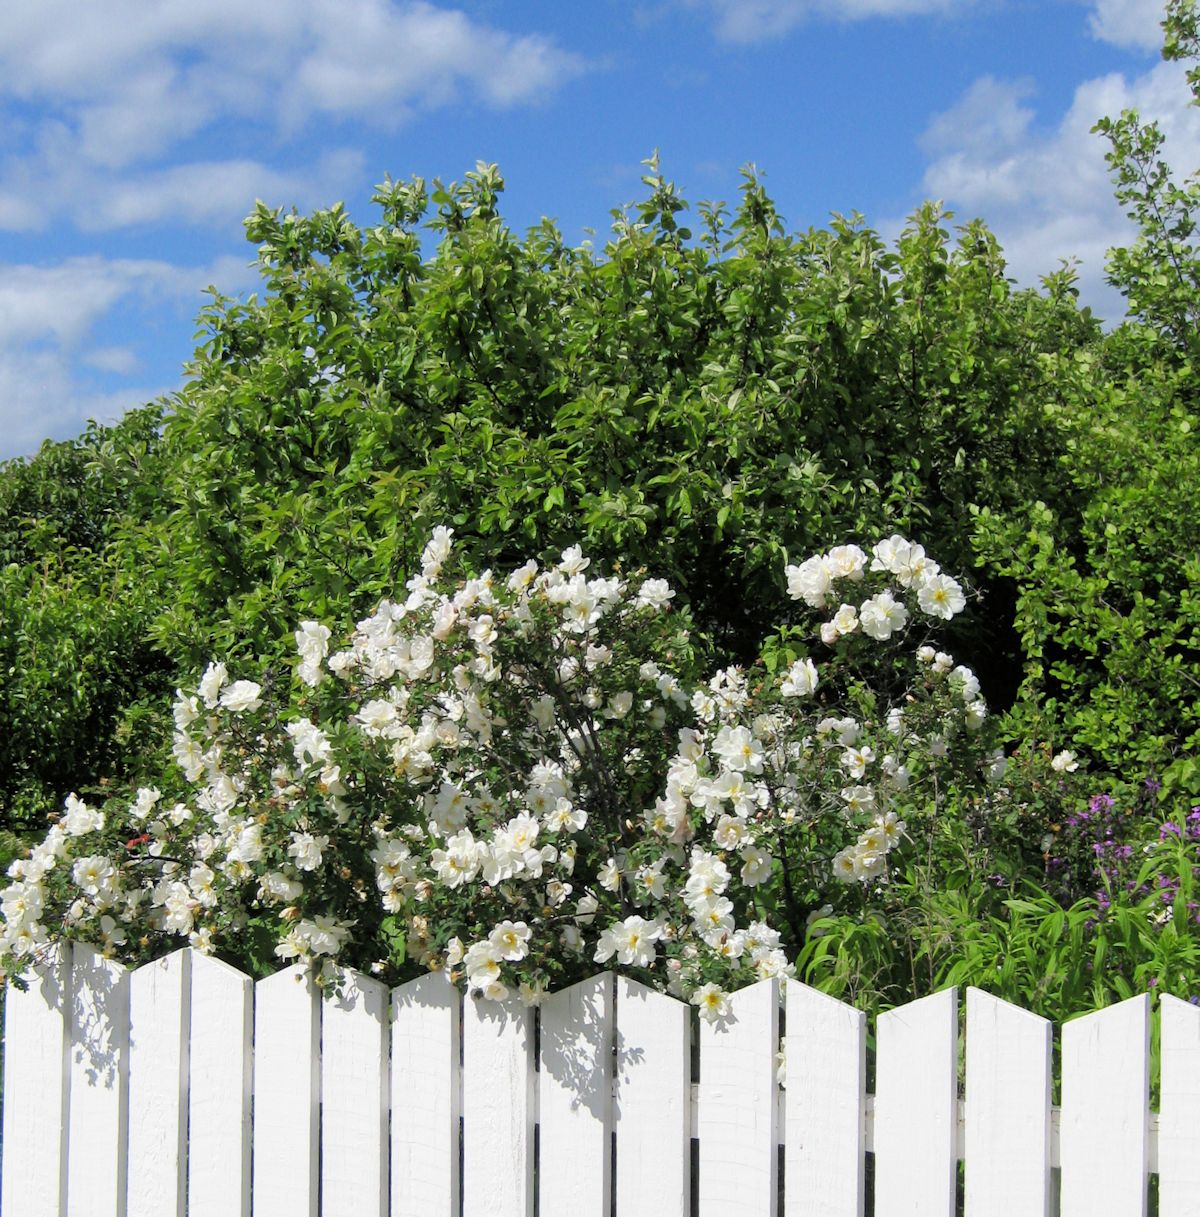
[1048,786,1200,923]
[1,531,992,1015]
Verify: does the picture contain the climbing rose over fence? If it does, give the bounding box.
[1,531,987,1012]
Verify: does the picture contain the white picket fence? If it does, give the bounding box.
[3,944,1200,1216]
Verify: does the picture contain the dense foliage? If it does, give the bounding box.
[2,0,1199,1023]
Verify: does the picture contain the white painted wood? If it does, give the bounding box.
[1059,995,1149,1217]
[697,977,779,1217]
[66,943,130,1217]
[321,969,389,1217]
[252,964,320,1217]
[614,977,691,1217]
[188,951,252,1217]
[874,986,958,1217]
[1160,994,1200,1216]
[127,950,189,1217]
[964,987,1052,1217]
[539,973,614,1215]
[462,990,534,1217]
[783,979,866,1217]
[1,943,72,1217]
[391,971,461,1217]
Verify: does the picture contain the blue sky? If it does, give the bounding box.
[0,0,1196,461]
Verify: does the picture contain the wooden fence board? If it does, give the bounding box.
[188,951,253,1217]
[539,973,614,1215]
[66,943,129,1217]
[874,986,958,1217]
[391,971,462,1217]
[783,979,866,1217]
[251,964,321,1217]
[321,969,389,1217]
[1060,994,1150,1217]
[126,950,189,1217]
[1,943,72,1217]
[964,987,1052,1217]
[614,976,691,1217]
[1160,993,1200,1216]
[697,977,779,1217]
[462,990,534,1217]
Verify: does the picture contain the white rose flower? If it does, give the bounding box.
[635,578,675,610]
[826,545,867,580]
[1051,750,1079,773]
[287,832,329,872]
[593,915,663,967]
[859,591,908,641]
[489,920,532,962]
[785,555,832,608]
[62,793,105,837]
[691,982,732,1024]
[780,656,819,698]
[917,573,966,619]
[198,661,228,708]
[220,680,263,713]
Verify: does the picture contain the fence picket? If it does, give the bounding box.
[462,990,535,1217]
[874,986,958,1217]
[1160,993,1200,1216]
[1060,994,1150,1217]
[66,942,130,1217]
[321,969,389,1217]
[251,964,321,1217]
[697,977,780,1217]
[539,973,614,1215]
[1,943,71,1217]
[126,950,189,1217]
[391,971,462,1217]
[963,987,1052,1217]
[783,979,866,1217]
[187,951,253,1217]
[614,976,691,1217]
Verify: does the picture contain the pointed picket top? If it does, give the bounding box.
[127,949,190,1217]
[462,987,535,1217]
[874,986,958,1217]
[783,980,866,1217]
[321,968,389,1217]
[697,976,780,1217]
[614,975,691,1217]
[391,970,462,1217]
[539,973,615,1216]
[963,987,1052,1217]
[1,942,72,1217]
[1155,994,1200,1216]
[252,963,321,1217]
[1060,993,1150,1217]
[67,942,130,1217]
[188,951,253,1217]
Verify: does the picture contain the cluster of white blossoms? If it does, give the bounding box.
[786,535,966,644]
[1,530,993,1016]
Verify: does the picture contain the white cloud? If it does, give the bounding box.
[84,347,141,376]
[0,1,586,232]
[0,255,256,461]
[0,351,169,460]
[909,58,1200,322]
[702,0,970,43]
[82,150,367,233]
[1088,0,1165,52]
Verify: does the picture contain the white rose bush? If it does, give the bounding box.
[0,529,994,1017]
